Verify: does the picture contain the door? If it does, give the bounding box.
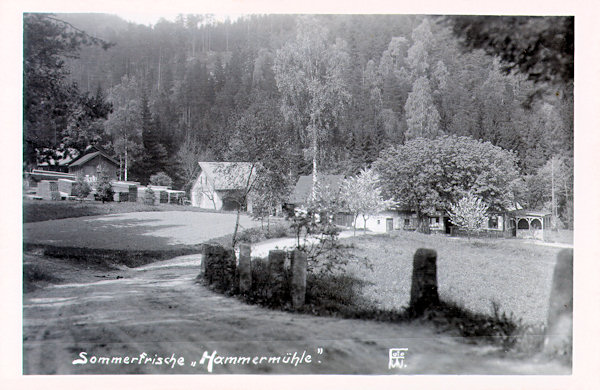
[386,218,393,232]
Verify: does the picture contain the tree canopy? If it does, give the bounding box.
[374,135,521,223]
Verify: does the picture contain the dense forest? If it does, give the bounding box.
[23,13,574,227]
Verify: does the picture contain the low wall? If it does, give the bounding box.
[200,244,307,308]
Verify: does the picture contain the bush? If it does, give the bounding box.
[243,257,292,308]
[236,223,293,244]
[73,176,91,199]
[149,171,173,187]
[95,176,114,203]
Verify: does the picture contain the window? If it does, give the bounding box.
[377,219,380,225]
[488,216,498,229]
[404,218,410,226]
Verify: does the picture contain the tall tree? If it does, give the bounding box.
[104,75,143,181]
[404,77,442,140]
[274,16,351,196]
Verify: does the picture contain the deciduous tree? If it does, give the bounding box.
[341,168,393,235]
[374,135,520,232]
[274,16,351,196]
[447,191,490,235]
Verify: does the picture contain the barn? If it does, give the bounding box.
[190,162,256,212]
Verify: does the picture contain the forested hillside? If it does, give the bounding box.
[24,13,573,227]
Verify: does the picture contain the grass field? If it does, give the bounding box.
[341,231,562,326]
[22,199,234,223]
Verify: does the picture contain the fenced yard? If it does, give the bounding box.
[342,231,561,325]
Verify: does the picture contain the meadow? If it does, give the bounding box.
[342,231,563,326]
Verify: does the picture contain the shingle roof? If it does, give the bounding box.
[288,174,344,204]
[198,162,256,191]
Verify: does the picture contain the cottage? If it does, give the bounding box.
[68,146,119,184]
[191,162,256,212]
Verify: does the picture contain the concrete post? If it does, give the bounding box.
[544,248,573,359]
[291,250,308,308]
[409,248,440,316]
[238,244,252,294]
[268,250,287,301]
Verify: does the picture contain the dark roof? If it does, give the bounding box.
[69,150,118,168]
[288,174,344,204]
[198,162,256,191]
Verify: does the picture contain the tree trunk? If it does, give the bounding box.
[124,145,128,181]
[231,207,241,248]
[551,157,557,230]
[363,215,368,234]
[311,120,318,201]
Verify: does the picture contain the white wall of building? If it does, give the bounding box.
[191,171,223,209]
[354,211,399,233]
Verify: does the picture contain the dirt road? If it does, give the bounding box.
[23,253,568,375]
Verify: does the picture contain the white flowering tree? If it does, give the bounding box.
[447,191,489,236]
[342,168,393,235]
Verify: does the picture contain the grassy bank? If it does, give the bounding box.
[342,231,561,326]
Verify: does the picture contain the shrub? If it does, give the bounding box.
[236,223,293,244]
[149,171,173,187]
[73,176,91,199]
[95,176,114,203]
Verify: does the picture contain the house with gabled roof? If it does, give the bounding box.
[67,145,119,183]
[190,162,256,212]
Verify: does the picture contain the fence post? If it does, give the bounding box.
[238,244,252,294]
[544,248,573,359]
[291,250,307,308]
[268,250,286,302]
[409,248,440,316]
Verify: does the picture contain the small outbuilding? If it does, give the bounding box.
[68,146,119,183]
[510,210,552,240]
